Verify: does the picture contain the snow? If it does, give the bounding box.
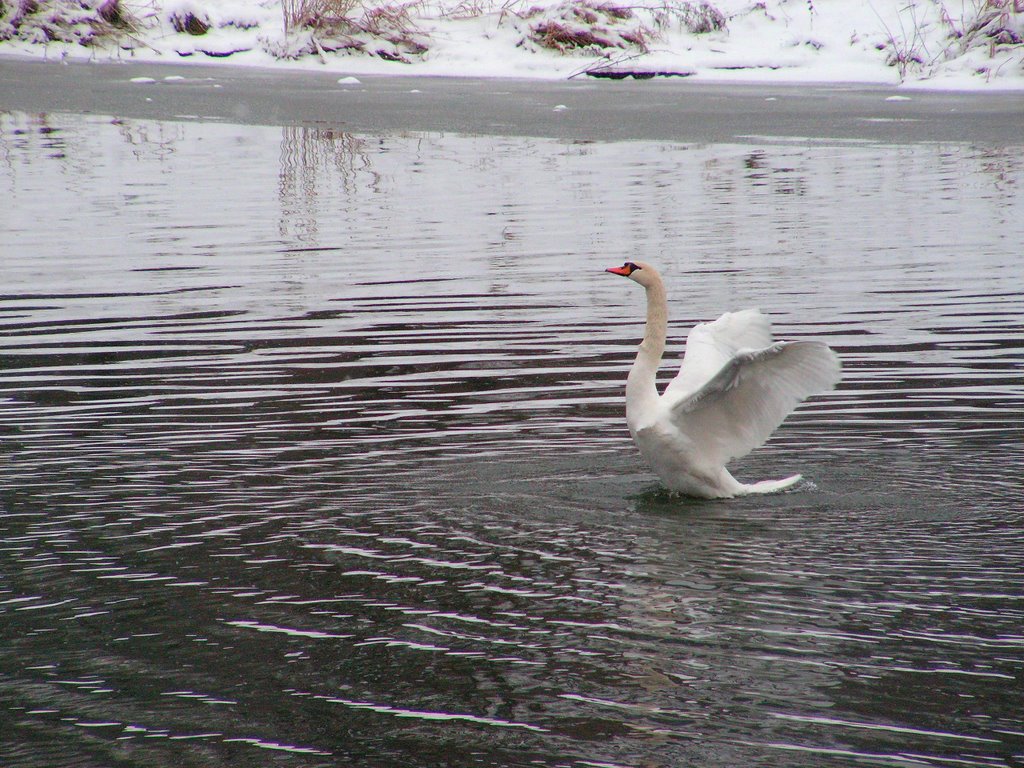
[1,0,1022,89]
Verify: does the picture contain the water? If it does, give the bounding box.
[1,95,1023,768]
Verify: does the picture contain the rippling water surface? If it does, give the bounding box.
[2,105,1023,768]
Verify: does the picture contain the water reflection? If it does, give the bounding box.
[278,126,379,242]
[1,109,1023,768]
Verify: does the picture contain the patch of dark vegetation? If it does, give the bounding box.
[585,67,694,78]
[274,0,430,61]
[674,0,726,33]
[0,0,141,46]
[197,46,250,57]
[169,9,211,36]
[878,0,1023,81]
[521,1,653,54]
[531,19,618,50]
[97,0,127,27]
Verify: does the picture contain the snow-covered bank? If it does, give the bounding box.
[1,0,1022,89]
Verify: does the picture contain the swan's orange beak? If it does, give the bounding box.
[606,265,632,276]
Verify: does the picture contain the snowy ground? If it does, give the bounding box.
[1,0,1022,89]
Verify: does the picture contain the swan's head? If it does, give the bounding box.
[606,261,659,287]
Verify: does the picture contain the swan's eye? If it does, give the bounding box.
[625,262,640,273]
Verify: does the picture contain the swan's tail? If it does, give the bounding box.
[741,474,803,495]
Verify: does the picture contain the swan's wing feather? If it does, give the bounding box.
[668,341,841,466]
[665,310,776,398]
[701,308,774,350]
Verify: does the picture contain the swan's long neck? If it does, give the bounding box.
[626,273,668,419]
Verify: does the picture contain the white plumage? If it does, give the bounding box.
[607,261,841,499]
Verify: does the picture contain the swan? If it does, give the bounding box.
[606,261,841,499]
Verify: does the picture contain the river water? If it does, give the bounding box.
[1,72,1023,768]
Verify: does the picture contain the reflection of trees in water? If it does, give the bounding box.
[1,113,187,200]
[693,141,1023,276]
[0,112,98,196]
[277,125,377,244]
[966,145,1021,201]
[741,148,808,197]
[704,143,1021,206]
[0,111,32,186]
[114,119,183,162]
[0,112,62,168]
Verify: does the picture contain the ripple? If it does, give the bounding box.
[1,110,1023,768]
[321,696,549,733]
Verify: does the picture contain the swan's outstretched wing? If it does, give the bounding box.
[667,340,841,467]
[665,309,775,398]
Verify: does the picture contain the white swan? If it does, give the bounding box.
[606,261,841,499]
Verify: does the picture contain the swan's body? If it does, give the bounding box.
[607,261,841,499]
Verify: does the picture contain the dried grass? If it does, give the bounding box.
[276,0,430,62]
[358,1,420,38]
[877,0,1023,81]
[168,7,210,36]
[523,1,653,54]
[438,0,524,20]
[282,0,360,35]
[0,0,144,46]
[357,1,428,59]
[940,0,1023,53]
[648,0,726,35]
[531,19,614,49]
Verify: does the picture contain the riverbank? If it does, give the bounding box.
[1,0,1022,89]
